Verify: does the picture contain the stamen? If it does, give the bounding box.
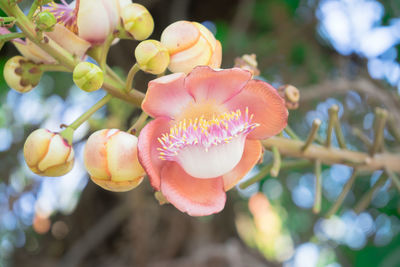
[44,0,78,33]
[158,108,258,161]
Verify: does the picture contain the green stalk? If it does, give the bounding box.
[325,169,358,217]
[302,119,321,152]
[0,32,25,42]
[354,173,388,214]
[125,63,140,92]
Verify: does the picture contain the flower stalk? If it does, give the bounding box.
[0,32,25,42]
[370,108,388,156]
[354,172,388,214]
[302,119,321,152]
[125,63,140,92]
[313,159,322,214]
[60,94,113,144]
[128,111,148,136]
[270,146,281,177]
[325,168,358,217]
[239,159,311,189]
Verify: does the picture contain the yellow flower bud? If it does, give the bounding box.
[24,129,74,177]
[84,129,145,192]
[3,56,43,93]
[73,62,104,92]
[160,21,222,73]
[121,3,154,40]
[135,40,169,74]
[35,11,57,32]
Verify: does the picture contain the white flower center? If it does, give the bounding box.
[158,108,258,178]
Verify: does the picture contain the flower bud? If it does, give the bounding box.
[4,56,43,93]
[77,0,119,44]
[277,84,300,110]
[35,11,57,32]
[234,54,260,76]
[160,21,222,73]
[73,62,104,92]
[84,129,145,192]
[135,40,169,74]
[24,129,74,177]
[121,3,154,40]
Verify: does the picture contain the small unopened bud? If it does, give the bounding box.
[161,21,222,73]
[73,62,104,92]
[278,84,300,110]
[84,129,145,192]
[24,129,74,177]
[135,40,169,74]
[121,3,154,41]
[4,56,43,93]
[35,11,57,32]
[234,54,260,76]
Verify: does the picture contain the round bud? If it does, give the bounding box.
[135,40,170,74]
[73,62,104,92]
[234,54,260,76]
[160,21,222,73]
[84,129,145,192]
[277,84,300,110]
[24,129,75,177]
[121,3,154,40]
[4,56,43,93]
[35,11,57,32]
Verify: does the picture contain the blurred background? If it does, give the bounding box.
[1,0,400,266]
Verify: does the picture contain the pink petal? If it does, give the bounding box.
[184,66,251,103]
[161,162,226,216]
[225,79,288,139]
[223,139,262,191]
[137,117,171,191]
[142,73,194,118]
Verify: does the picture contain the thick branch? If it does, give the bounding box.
[262,137,400,172]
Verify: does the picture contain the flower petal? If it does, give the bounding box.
[142,73,194,118]
[185,66,251,103]
[222,139,262,191]
[225,79,288,139]
[209,40,222,68]
[160,161,226,216]
[137,117,171,190]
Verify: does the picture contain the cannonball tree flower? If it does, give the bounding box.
[46,0,119,44]
[160,21,222,74]
[84,129,145,192]
[138,66,288,216]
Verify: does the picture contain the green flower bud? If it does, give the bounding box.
[73,62,104,92]
[121,3,154,41]
[35,11,57,32]
[3,56,43,93]
[135,40,169,75]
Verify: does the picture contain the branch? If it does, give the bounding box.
[262,137,400,172]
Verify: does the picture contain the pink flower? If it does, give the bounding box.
[138,66,288,216]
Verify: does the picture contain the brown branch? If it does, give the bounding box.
[262,137,400,172]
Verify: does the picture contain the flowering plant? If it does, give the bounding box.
[0,0,399,221]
